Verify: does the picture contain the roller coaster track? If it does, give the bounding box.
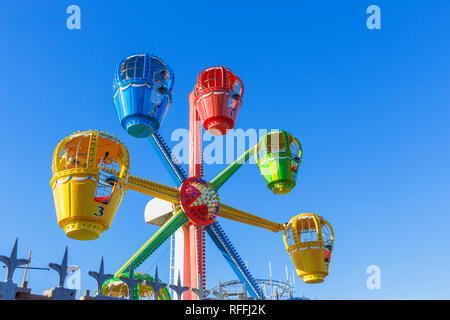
[206,221,263,300]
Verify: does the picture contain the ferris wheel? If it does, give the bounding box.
[50,53,335,300]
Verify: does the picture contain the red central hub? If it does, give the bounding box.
[180,177,219,226]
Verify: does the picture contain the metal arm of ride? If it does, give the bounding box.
[114,210,188,276]
[99,166,180,203]
[210,146,285,233]
[102,167,284,233]
[148,132,188,187]
[218,204,285,233]
[206,221,263,299]
[211,146,256,190]
[126,175,180,204]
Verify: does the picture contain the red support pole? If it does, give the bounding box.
[189,92,203,178]
[183,92,205,299]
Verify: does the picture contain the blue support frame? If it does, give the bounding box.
[148,132,187,187]
[206,222,263,299]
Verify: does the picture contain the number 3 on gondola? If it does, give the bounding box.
[94,206,105,217]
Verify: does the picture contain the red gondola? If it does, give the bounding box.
[193,66,244,135]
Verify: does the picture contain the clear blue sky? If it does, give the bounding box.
[0,0,449,299]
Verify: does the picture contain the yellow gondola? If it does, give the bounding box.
[50,130,130,240]
[283,213,334,283]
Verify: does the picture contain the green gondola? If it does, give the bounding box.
[101,272,171,300]
[255,130,302,195]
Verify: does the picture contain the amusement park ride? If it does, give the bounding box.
[49,53,335,300]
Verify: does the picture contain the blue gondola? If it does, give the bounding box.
[113,53,174,138]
